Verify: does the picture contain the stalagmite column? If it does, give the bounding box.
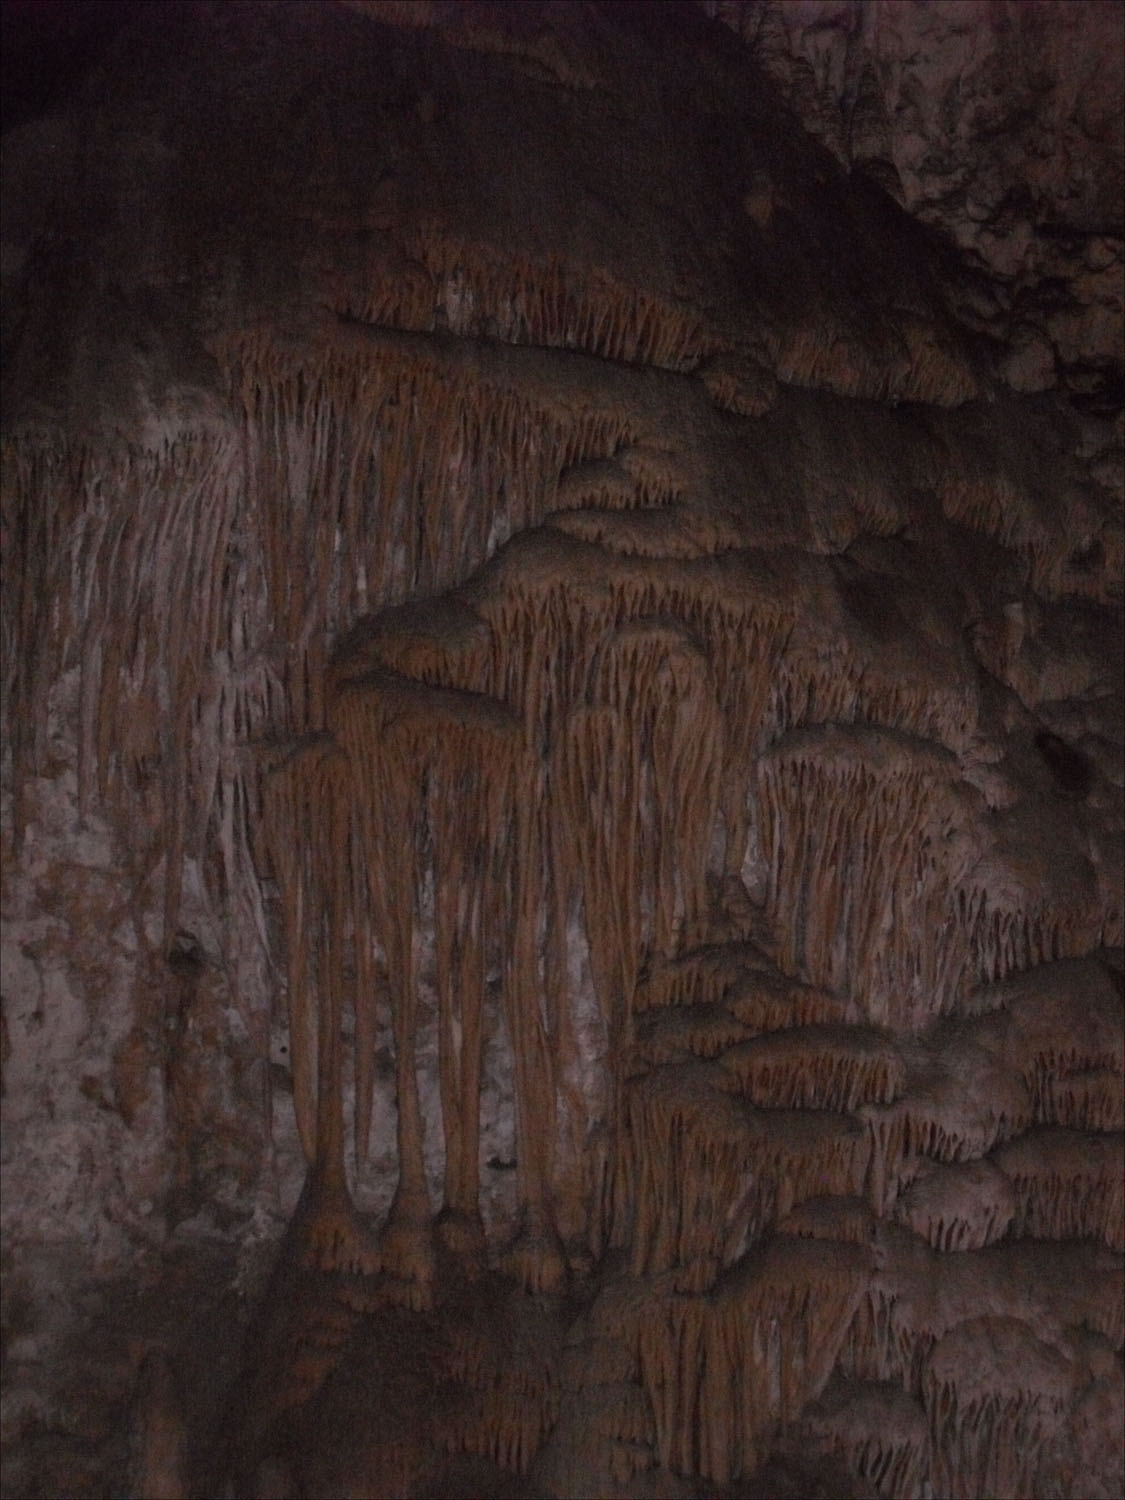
[330,674,435,1302]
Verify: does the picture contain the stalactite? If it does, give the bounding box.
[838,1229,1123,1402]
[547,504,746,561]
[533,1379,656,1493]
[632,948,852,1079]
[898,314,982,407]
[725,968,852,1030]
[1032,1069,1125,1132]
[626,1062,765,1289]
[771,635,980,754]
[1,438,67,833]
[956,879,1108,988]
[548,446,694,521]
[223,329,535,615]
[631,1003,752,1068]
[777,1195,879,1247]
[719,1024,904,1113]
[698,351,777,418]
[533,611,728,1253]
[552,702,644,1251]
[216,324,662,702]
[467,545,799,951]
[764,311,977,408]
[332,688,427,1299]
[966,958,1124,1127]
[934,436,1122,605]
[332,221,713,371]
[261,734,333,1165]
[939,473,1055,590]
[640,572,792,865]
[262,1287,366,1421]
[324,638,579,1290]
[428,741,491,1265]
[2,429,247,943]
[536,806,592,1254]
[757,727,974,1028]
[792,1376,929,1499]
[923,1316,1074,1500]
[860,1030,1031,1217]
[585,619,724,958]
[443,1308,562,1475]
[633,942,776,1013]
[592,553,798,889]
[554,455,639,513]
[6,142,1117,1500]
[893,1157,1017,1253]
[499,749,570,1294]
[262,733,381,1276]
[329,666,531,1300]
[331,597,492,713]
[993,1127,1124,1249]
[900,1032,1033,1162]
[473,576,606,753]
[635,1236,873,1484]
[616,444,689,508]
[626,1060,870,1287]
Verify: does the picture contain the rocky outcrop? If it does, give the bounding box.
[704,0,1125,405]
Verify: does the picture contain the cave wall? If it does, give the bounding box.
[0,3,1122,1497]
[704,0,1124,397]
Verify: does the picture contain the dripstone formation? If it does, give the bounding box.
[1,3,1121,1497]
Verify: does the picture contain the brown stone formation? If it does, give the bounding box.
[0,2,1121,1497]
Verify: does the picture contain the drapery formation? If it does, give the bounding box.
[3,294,1122,1489]
[2,5,1121,1493]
